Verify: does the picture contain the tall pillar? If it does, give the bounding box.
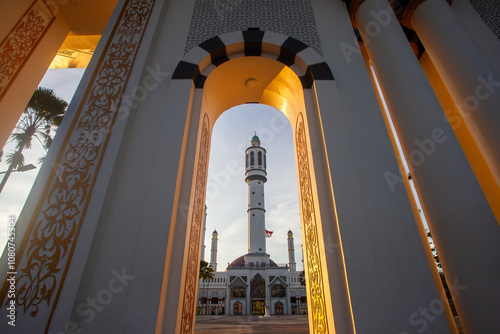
[404,0,500,185]
[350,0,500,332]
[210,230,218,272]
[287,230,296,272]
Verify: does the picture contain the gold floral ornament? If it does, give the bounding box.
[0,0,156,327]
[180,114,210,333]
[296,113,329,333]
[0,0,55,99]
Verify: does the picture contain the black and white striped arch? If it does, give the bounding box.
[173,29,334,89]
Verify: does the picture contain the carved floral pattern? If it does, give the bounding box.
[184,0,323,56]
[0,0,54,98]
[0,0,156,323]
[296,113,329,333]
[180,114,210,333]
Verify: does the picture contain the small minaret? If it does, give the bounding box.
[245,134,267,254]
[210,229,218,271]
[287,230,296,272]
[201,205,207,261]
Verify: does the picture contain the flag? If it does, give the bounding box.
[265,229,273,238]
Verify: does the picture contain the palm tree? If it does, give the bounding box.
[199,260,215,314]
[0,87,67,193]
[199,260,215,281]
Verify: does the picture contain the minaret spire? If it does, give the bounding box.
[287,230,296,271]
[245,133,267,254]
[210,229,218,271]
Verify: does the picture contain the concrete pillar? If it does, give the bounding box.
[405,0,500,186]
[351,0,500,332]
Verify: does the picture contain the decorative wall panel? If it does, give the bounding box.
[185,0,323,56]
[0,0,55,99]
[180,114,210,333]
[296,113,329,333]
[470,0,500,39]
[0,0,156,328]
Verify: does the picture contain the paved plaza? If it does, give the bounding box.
[194,315,309,333]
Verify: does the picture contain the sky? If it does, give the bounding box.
[0,68,305,271]
[204,105,303,271]
[0,68,86,255]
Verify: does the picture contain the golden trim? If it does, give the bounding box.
[296,113,329,333]
[0,0,55,100]
[180,114,210,333]
[0,0,156,327]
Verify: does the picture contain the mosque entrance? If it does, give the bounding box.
[252,300,265,315]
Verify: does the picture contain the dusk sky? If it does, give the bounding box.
[0,68,305,271]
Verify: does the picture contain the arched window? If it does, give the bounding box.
[250,151,254,165]
[264,154,266,168]
[246,154,249,168]
[234,301,242,315]
[275,301,283,315]
[258,151,262,165]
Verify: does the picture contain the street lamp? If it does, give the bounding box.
[0,164,37,194]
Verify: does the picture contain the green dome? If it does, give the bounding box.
[251,134,261,146]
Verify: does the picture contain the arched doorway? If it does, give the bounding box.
[159,32,343,333]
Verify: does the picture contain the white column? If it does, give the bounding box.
[287,231,296,272]
[407,0,500,185]
[353,0,500,333]
[210,230,218,271]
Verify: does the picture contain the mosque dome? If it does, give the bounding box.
[251,134,260,146]
[228,255,278,268]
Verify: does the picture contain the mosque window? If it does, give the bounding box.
[271,283,286,297]
[275,301,283,315]
[250,151,254,165]
[231,286,246,298]
[246,154,249,168]
[264,155,266,168]
[234,301,242,315]
[258,151,262,165]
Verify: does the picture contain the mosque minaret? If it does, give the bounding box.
[288,230,296,272]
[245,133,268,254]
[210,229,218,271]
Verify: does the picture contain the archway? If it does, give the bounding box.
[160,33,344,333]
[1,6,472,330]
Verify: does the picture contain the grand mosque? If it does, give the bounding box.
[197,135,307,316]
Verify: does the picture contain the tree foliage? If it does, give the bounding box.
[299,270,306,286]
[199,260,215,281]
[0,87,67,193]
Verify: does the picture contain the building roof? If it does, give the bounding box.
[228,255,278,268]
